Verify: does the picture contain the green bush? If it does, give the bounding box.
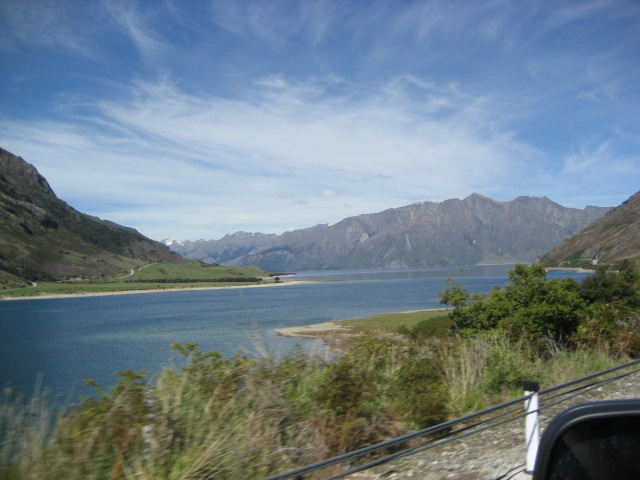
[577,262,640,309]
[394,354,448,428]
[482,341,541,395]
[315,358,369,417]
[396,315,451,342]
[441,264,587,339]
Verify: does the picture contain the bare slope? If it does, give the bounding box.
[537,190,640,268]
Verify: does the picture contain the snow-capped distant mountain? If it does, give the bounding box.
[163,232,275,265]
[161,238,185,247]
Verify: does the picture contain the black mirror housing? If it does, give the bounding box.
[533,399,640,480]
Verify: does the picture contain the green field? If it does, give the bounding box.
[0,260,273,297]
[339,309,450,331]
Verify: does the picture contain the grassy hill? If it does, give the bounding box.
[0,148,188,288]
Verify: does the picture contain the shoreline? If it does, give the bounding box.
[545,267,595,273]
[1,265,593,302]
[275,307,450,338]
[0,279,311,301]
[275,321,355,338]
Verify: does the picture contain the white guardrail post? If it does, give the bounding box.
[523,380,540,475]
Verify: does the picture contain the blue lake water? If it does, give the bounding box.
[0,265,591,399]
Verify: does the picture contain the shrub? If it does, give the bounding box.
[577,262,640,309]
[482,343,538,395]
[394,354,448,428]
[396,315,451,342]
[441,264,587,339]
[573,307,640,358]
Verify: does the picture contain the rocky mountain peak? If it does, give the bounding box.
[0,148,54,199]
[167,194,612,271]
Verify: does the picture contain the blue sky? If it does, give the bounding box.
[1,0,639,241]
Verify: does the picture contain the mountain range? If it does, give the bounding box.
[536,190,640,268]
[165,195,611,271]
[4,146,634,283]
[0,147,185,285]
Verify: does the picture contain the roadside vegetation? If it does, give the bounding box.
[0,260,271,297]
[1,263,639,479]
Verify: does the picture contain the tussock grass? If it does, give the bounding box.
[1,311,634,479]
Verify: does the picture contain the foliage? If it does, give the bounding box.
[0,329,633,480]
[481,335,543,395]
[441,264,587,339]
[577,261,640,310]
[123,260,268,282]
[440,261,640,358]
[0,261,270,297]
[394,353,448,427]
[58,370,149,480]
[0,335,450,479]
[125,276,261,283]
[572,307,640,358]
[395,314,451,342]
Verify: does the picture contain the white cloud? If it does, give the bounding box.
[320,190,339,198]
[0,0,92,54]
[209,0,338,47]
[1,71,541,240]
[563,142,638,178]
[104,0,174,65]
[1,0,639,240]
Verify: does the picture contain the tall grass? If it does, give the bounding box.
[1,317,633,480]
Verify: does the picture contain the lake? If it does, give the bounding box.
[0,265,591,400]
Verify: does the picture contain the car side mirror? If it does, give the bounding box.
[532,399,640,480]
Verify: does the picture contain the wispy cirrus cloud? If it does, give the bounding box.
[104,0,175,65]
[0,0,96,54]
[0,72,537,238]
[1,0,639,240]
[209,0,338,47]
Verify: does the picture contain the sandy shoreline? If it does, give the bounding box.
[275,321,356,338]
[0,279,311,301]
[545,267,595,273]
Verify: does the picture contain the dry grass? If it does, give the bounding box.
[1,324,631,480]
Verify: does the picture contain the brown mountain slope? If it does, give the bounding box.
[537,190,640,268]
[175,194,610,271]
[0,147,186,283]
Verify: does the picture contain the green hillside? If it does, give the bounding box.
[0,148,187,287]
